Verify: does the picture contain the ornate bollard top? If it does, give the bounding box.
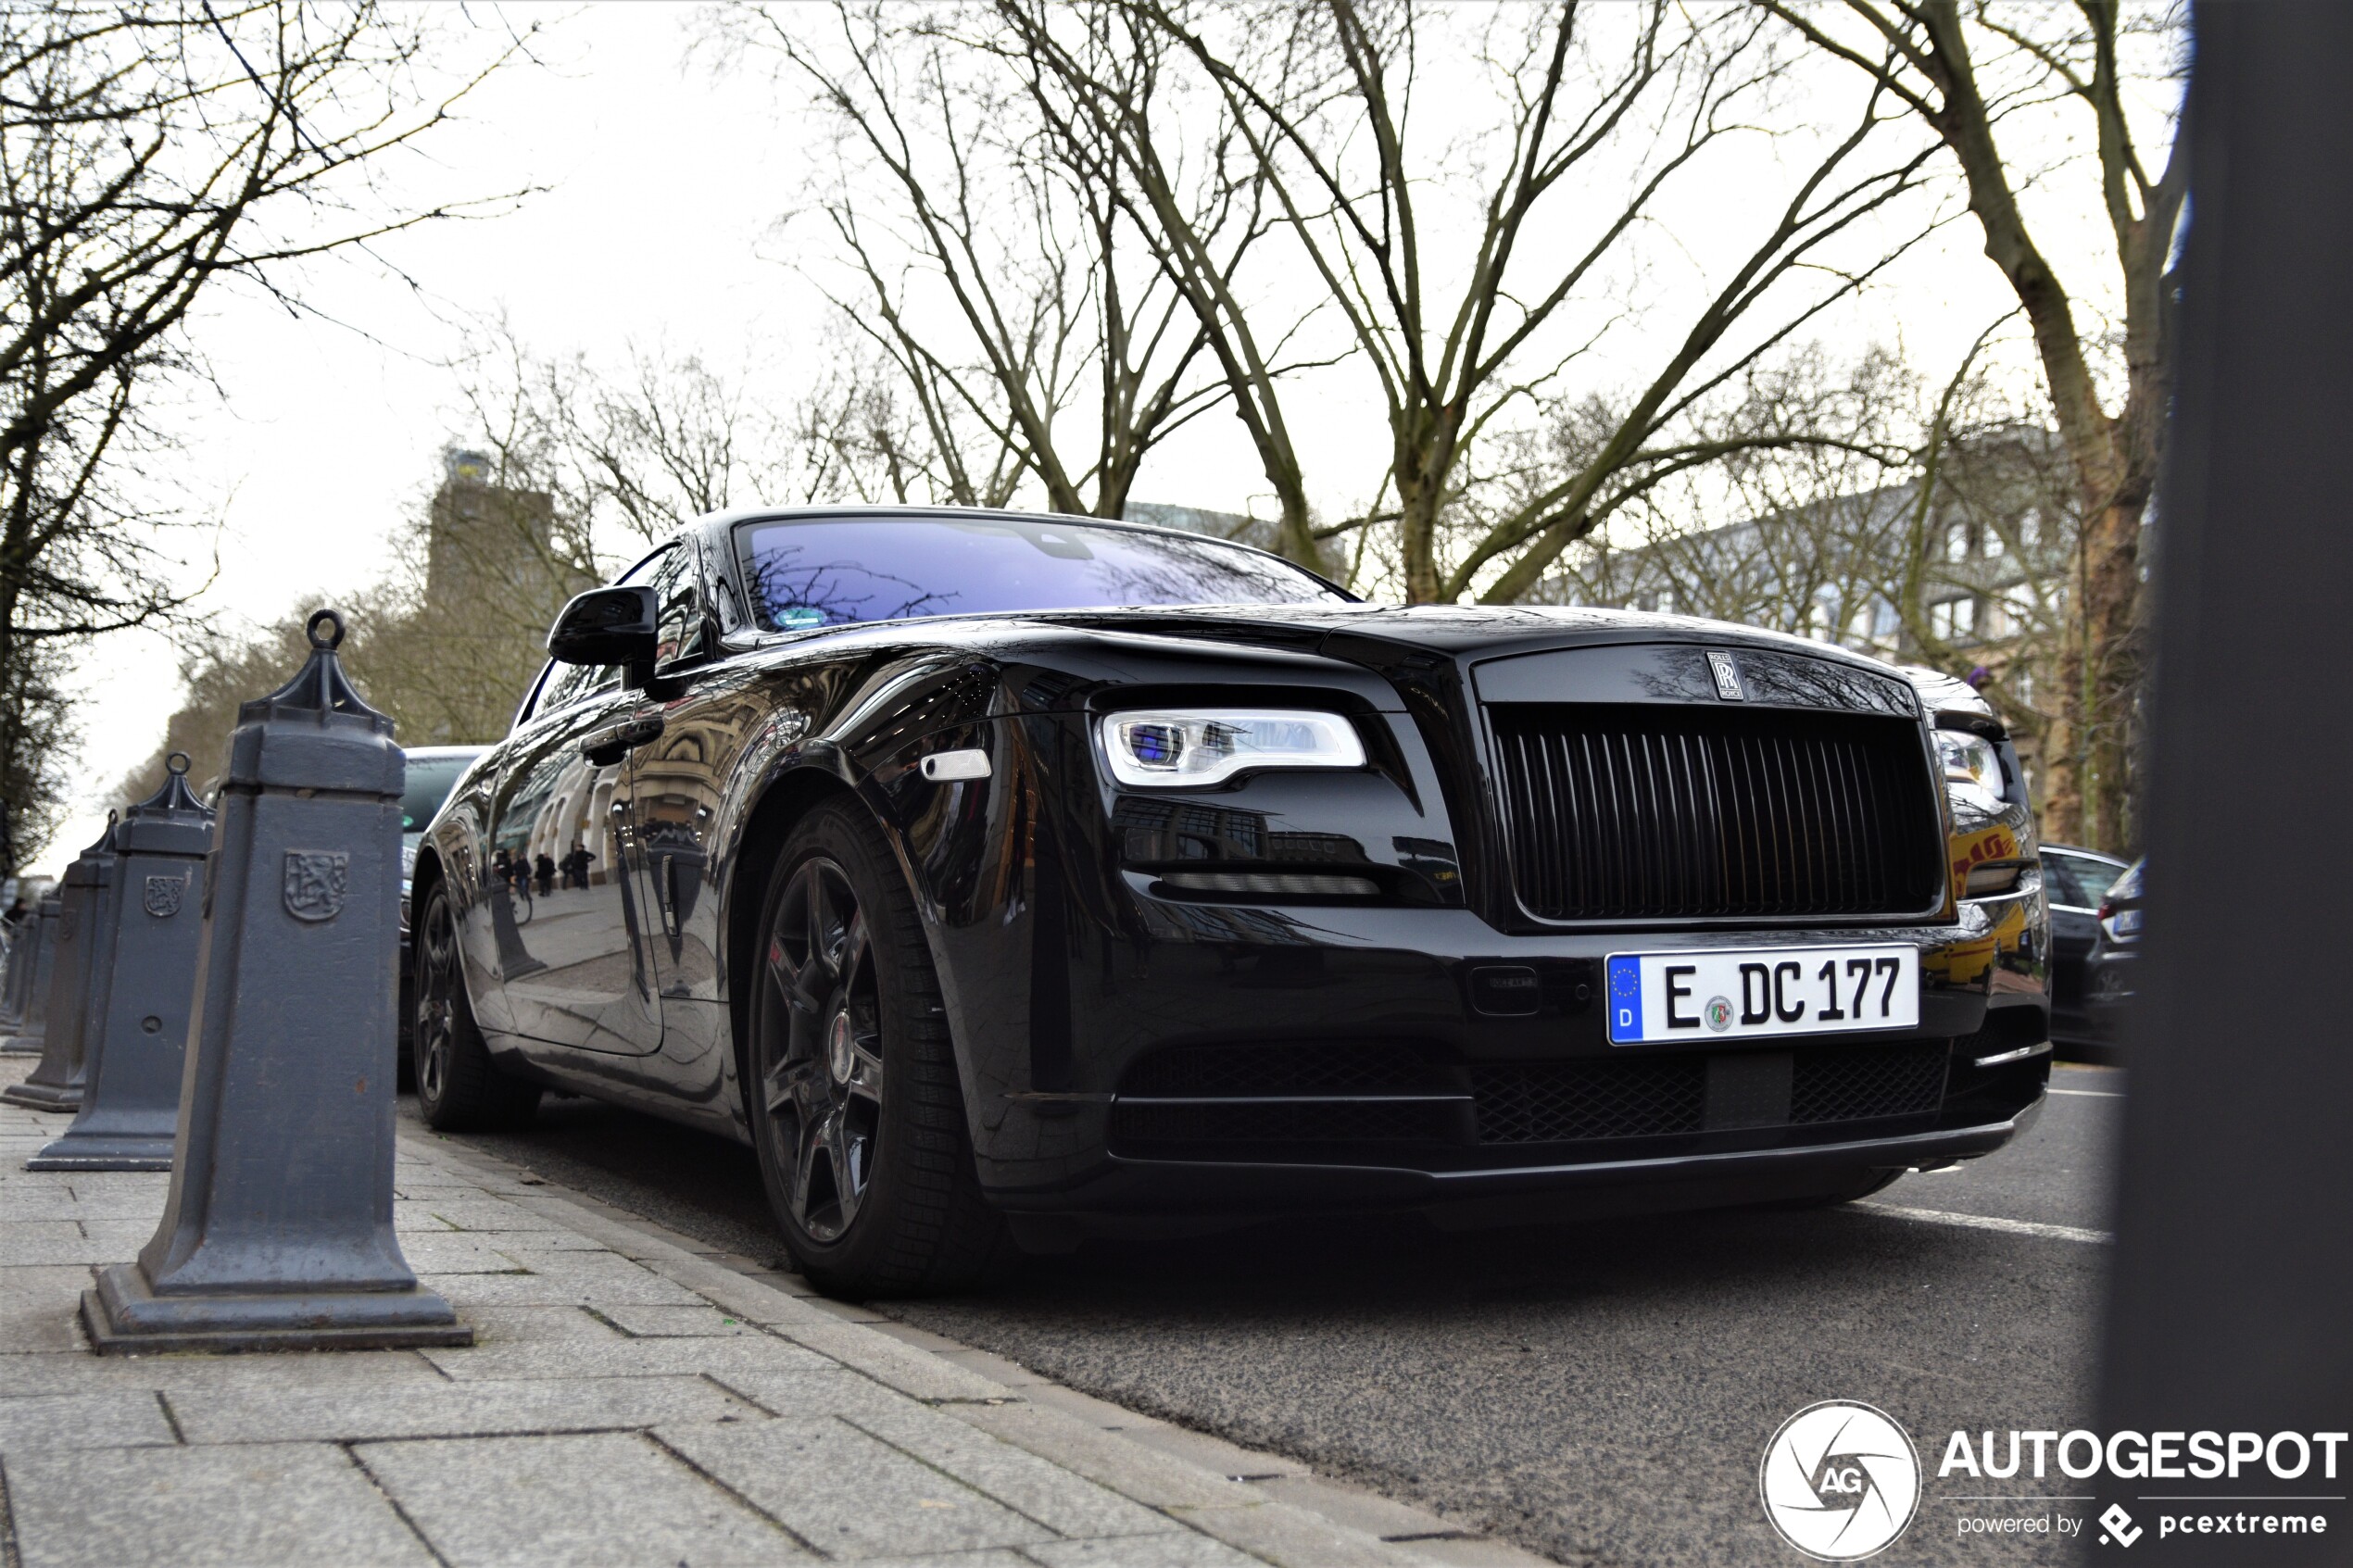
[114,752,211,860]
[225,605,400,798]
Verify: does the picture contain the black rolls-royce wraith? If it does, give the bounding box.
[411,507,2052,1296]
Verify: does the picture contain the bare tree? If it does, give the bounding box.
[719,1,1242,523]
[1765,0,2183,851]
[1096,1,1944,605]
[989,0,1333,567]
[0,1,525,866]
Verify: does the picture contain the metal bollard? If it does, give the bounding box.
[0,915,28,1032]
[0,895,57,1055]
[1,822,121,1112]
[29,756,212,1171]
[85,610,471,1353]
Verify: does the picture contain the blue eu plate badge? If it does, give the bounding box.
[1606,956,1643,1043]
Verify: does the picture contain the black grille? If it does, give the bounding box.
[1112,1099,1455,1148]
[1488,704,1940,921]
[1120,1041,1441,1098]
[1791,1042,1949,1123]
[1474,1043,1950,1145]
[1473,1058,1707,1143]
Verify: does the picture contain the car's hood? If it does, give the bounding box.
[757,600,1906,673]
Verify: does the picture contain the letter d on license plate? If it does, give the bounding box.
[1604,945,1919,1044]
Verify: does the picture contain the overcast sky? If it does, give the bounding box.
[33,4,2168,874]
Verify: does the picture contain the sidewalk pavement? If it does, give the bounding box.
[0,1060,1550,1568]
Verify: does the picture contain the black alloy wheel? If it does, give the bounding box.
[412,880,541,1131]
[761,855,884,1242]
[748,801,1001,1297]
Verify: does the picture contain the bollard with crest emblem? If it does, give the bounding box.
[0,894,57,1055]
[2,820,120,1112]
[30,756,213,1171]
[84,610,470,1353]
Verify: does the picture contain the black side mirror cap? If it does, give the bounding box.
[547,585,658,667]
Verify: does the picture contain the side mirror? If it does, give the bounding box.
[547,585,658,669]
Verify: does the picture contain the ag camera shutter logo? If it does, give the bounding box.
[1759,1400,1921,1561]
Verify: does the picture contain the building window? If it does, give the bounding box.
[1944,521,1970,563]
[1983,523,2006,558]
[1930,596,1978,643]
[1872,596,1900,638]
[2019,508,2041,547]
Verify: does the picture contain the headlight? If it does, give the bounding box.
[1936,730,2005,808]
[1100,709,1366,788]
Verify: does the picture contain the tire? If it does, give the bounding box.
[412,880,541,1132]
[746,799,1002,1298]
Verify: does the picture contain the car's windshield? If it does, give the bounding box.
[734,515,1346,633]
[401,755,475,834]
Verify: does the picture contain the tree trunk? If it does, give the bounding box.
[2080,493,2144,853]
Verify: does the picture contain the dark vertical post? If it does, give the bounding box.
[85,611,469,1353]
[2095,5,2353,1561]
[0,894,57,1055]
[2,822,120,1112]
[29,756,213,1171]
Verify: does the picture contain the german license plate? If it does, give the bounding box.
[1604,945,1919,1045]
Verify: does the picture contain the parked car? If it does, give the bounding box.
[411,506,2052,1296]
[2039,844,2131,1052]
[2081,857,2145,1051]
[398,746,490,1076]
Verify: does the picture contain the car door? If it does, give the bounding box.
[489,546,679,1056]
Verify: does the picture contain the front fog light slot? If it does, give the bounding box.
[1964,862,2023,897]
[1161,871,1380,898]
[1102,708,1365,788]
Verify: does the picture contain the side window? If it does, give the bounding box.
[648,543,706,671]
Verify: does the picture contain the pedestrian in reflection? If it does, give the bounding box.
[534,852,556,897]
[563,842,592,889]
[490,848,511,893]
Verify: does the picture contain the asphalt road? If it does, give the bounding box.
[403,1064,2121,1567]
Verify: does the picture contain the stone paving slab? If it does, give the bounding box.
[660,1416,1057,1558]
[6,1442,440,1567]
[353,1430,812,1566]
[0,1058,1539,1568]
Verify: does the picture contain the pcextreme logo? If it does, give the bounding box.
[1760,1401,1922,1561]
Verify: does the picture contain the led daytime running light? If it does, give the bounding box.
[1101,709,1366,788]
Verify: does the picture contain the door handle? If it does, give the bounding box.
[582,714,664,767]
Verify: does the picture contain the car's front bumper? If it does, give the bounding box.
[954,885,2051,1223]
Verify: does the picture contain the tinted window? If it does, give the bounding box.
[647,541,705,667]
[734,515,1344,632]
[2043,851,2125,909]
[401,755,475,834]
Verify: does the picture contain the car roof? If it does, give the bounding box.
[2044,844,2129,865]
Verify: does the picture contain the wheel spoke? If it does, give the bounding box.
[791,1108,826,1228]
[845,1023,885,1102]
[766,935,822,1014]
[764,1053,819,1117]
[821,1110,864,1229]
[838,911,869,996]
[805,870,838,980]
